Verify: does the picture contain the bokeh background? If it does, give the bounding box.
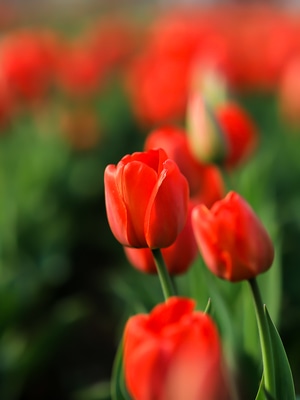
[0,0,300,399]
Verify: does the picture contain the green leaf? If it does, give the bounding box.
[264,306,296,400]
[204,298,212,314]
[111,338,131,400]
[264,389,276,400]
[254,375,276,400]
[255,375,265,400]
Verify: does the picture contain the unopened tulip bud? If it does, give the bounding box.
[186,92,227,165]
[192,191,274,282]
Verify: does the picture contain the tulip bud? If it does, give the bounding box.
[186,92,227,165]
[190,59,230,110]
[192,191,274,282]
[186,92,257,169]
[104,149,189,249]
[124,297,233,400]
[216,102,257,168]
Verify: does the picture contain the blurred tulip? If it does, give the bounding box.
[126,52,190,125]
[279,55,300,127]
[124,297,232,400]
[124,203,198,274]
[55,39,103,97]
[192,191,274,282]
[0,30,57,102]
[125,11,211,126]
[186,92,227,165]
[144,126,224,205]
[216,102,257,168]
[187,91,257,169]
[189,32,233,108]
[104,149,189,249]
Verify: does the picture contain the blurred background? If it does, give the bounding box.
[0,0,300,399]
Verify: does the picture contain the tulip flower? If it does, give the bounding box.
[0,30,57,102]
[216,102,257,168]
[144,126,224,206]
[124,203,198,274]
[186,92,257,169]
[123,297,232,400]
[104,149,189,249]
[187,92,227,165]
[192,191,274,282]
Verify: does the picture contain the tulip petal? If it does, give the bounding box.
[124,298,232,400]
[104,164,130,246]
[192,205,226,277]
[145,160,189,249]
[164,314,229,400]
[121,161,157,247]
[146,297,195,334]
[192,191,274,282]
[124,247,157,274]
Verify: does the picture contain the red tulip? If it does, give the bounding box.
[124,297,232,400]
[126,51,189,125]
[104,149,189,249]
[216,102,257,168]
[192,191,274,282]
[124,203,198,274]
[187,91,258,169]
[144,126,224,206]
[0,30,57,102]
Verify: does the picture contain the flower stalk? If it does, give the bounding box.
[151,248,176,299]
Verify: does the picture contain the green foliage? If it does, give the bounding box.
[265,306,296,400]
[111,339,131,400]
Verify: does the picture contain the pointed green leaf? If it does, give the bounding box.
[254,375,276,400]
[111,338,131,400]
[264,306,296,400]
[204,298,212,315]
[255,375,265,400]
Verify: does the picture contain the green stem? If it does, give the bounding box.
[248,278,276,398]
[151,249,176,300]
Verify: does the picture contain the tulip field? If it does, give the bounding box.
[1,2,300,399]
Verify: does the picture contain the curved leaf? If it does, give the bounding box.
[264,306,295,400]
[111,338,131,400]
[255,375,265,400]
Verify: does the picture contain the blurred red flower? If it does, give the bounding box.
[217,102,257,168]
[55,39,103,97]
[192,191,274,282]
[144,125,224,205]
[187,92,257,169]
[124,297,232,400]
[0,30,57,102]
